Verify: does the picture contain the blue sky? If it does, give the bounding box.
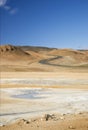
[0,0,88,49]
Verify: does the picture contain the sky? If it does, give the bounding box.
[0,0,88,49]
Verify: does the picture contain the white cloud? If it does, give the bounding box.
[4,5,11,10]
[10,8,18,14]
[0,0,7,7]
[0,0,18,15]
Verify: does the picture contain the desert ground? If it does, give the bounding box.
[0,45,88,130]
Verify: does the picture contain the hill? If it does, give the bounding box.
[0,44,35,62]
[0,44,88,71]
[20,46,56,54]
[45,49,88,66]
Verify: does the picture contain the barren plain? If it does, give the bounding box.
[0,45,88,130]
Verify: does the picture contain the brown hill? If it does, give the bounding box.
[46,49,88,66]
[0,44,34,62]
[0,45,88,71]
[20,46,56,54]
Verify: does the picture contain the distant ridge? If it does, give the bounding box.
[19,45,56,54]
[0,44,88,71]
[0,44,29,55]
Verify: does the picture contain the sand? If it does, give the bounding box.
[0,72,88,130]
[0,87,88,130]
[0,113,88,130]
[0,72,88,89]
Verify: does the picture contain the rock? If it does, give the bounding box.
[19,119,30,125]
[79,112,83,115]
[31,119,37,122]
[60,116,65,120]
[69,125,76,129]
[37,125,39,127]
[61,113,66,116]
[44,114,56,121]
[41,118,43,121]
[25,121,30,124]
[44,114,50,121]
[0,124,5,127]
[53,118,58,121]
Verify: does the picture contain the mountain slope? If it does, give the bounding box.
[43,49,88,66]
[0,44,35,62]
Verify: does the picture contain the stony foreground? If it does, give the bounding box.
[0,113,88,130]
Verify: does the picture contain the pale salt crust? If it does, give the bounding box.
[0,88,88,126]
[0,78,88,86]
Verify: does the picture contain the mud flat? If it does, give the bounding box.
[1,78,88,86]
[0,72,88,130]
[1,72,88,89]
[0,88,88,126]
